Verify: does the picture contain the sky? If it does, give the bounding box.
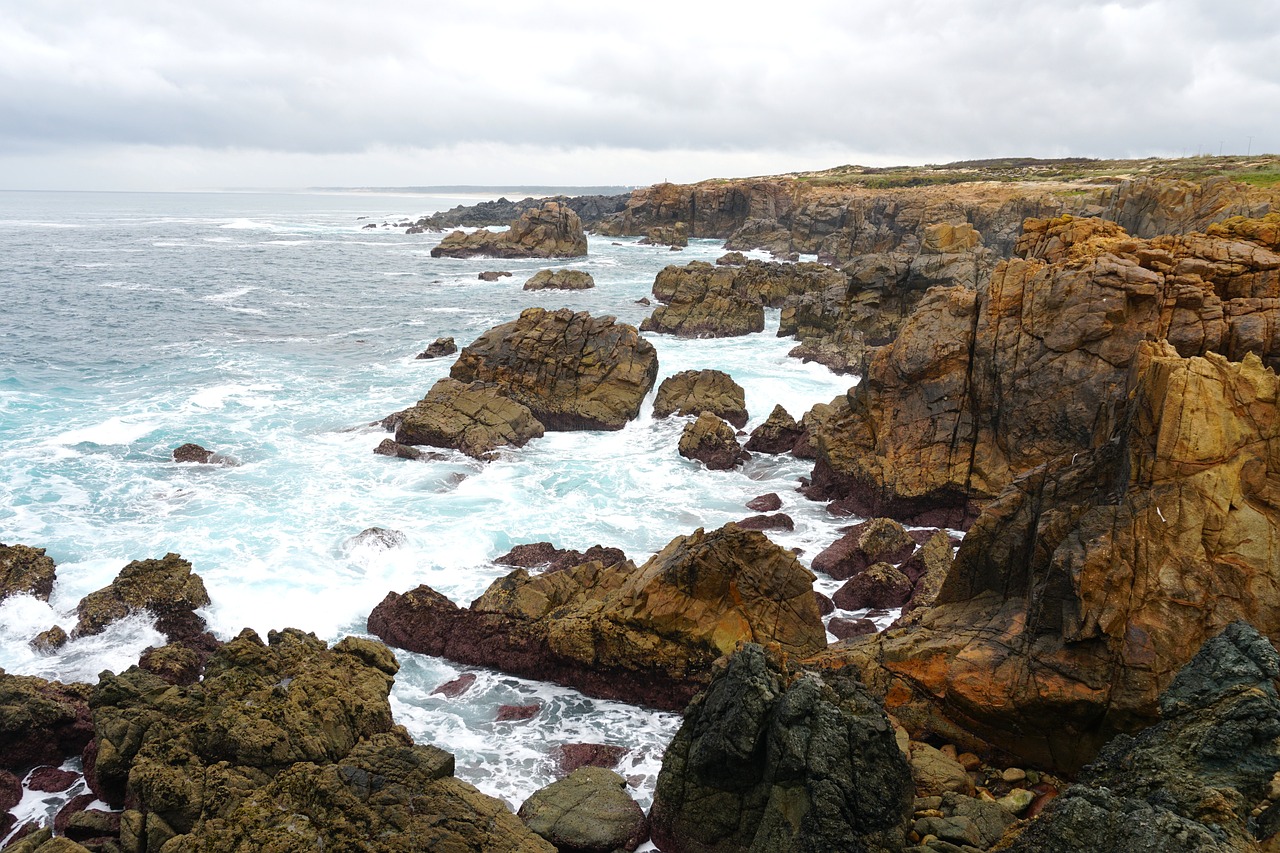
[1,0,1277,191]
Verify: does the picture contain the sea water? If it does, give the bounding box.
[0,189,864,811]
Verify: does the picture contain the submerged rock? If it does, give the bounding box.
[523,268,595,290]
[451,308,658,431]
[652,368,748,427]
[431,201,588,259]
[0,543,57,603]
[171,443,238,466]
[393,377,546,460]
[649,643,913,853]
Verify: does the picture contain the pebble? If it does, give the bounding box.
[1001,767,1027,783]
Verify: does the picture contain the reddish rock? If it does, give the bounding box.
[27,765,78,793]
[814,592,835,616]
[0,673,93,774]
[497,703,541,722]
[53,792,96,835]
[832,563,912,610]
[829,617,878,641]
[374,438,425,460]
[496,543,627,574]
[415,336,457,359]
[432,673,477,698]
[735,513,794,532]
[550,743,629,775]
[744,405,804,454]
[811,518,916,581]
[745,493,782,512]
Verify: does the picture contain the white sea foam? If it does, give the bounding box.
[202,286,257,302]
[49,414,162,447]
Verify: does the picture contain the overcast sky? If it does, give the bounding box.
[1,1,1276,190]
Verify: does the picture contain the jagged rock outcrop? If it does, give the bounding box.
[0,673,93,774]
[648,643,913,853]
[171,443,238,466]
[450,308,658,431]
[1102,175,1274,239]
[652,369,748,427]
[407,193,628,232]
[0,543,57,602]
[87,628,551,852]
[641,262,765,338]
[744,404,804,454]
[1006,622,1280,852]
[811,341,1280,773]
[368,524,827,709]
[415,336,456,359]
[69,553,212,650]
[496,542,628,573]
[523,268,596,290]
[391,377,545,460]
[518,767,648,852]
[804,214,1280,526]
[812,518,917,581]
[678,412,749,470]
[430,201,589,259]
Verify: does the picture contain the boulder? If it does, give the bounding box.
[0,543,57,602]
[908,742,974,797]
[829,616,877,640]
[368,524,826,710]
[70,553,211,647]
[451,308,658,431]
[431,201,588,259]
[648,644,913,853]
[88,628,552,852]
[393,378,545,460]
[832,562,913,610]
[1005,622,1280,852]
[171,443,238,466]
[744,404,804,454]
[678,412,749,470]
[478,270,513,281]
[812,518,916,581]
[549,743,629,775]
[30,626,68,654]
[639,223,689,247]
[736,512,794,532]
[809,341,1280,773]
[372,437,425,460]
[899,530,955,616]
[28,766,78,793]
[518,767,647,852]
[652,369,748,427]
[415,336,457,359]
[496,542,627,573]
[523,269,595,291]
[0,672,93,774]
[746,492,783,512]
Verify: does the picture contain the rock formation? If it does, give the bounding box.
[648,643,913,853]
[407,193,628,233]
[392,377,545,460]
[430,201,588,259]
[415,336,457,359]
[171,443,238,466]
[518,767,648,852]
[652,368,748,427]
[0,543,57,602]
[523,268,596,290]
[744,404,805,454]
[69,553,211,647]
[677,412,749,470]
[450,308,658,430]
[368,524,826,709]
[641,262,765,338]
[0,673,93,774]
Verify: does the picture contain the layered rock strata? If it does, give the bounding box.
[368,524,826,709]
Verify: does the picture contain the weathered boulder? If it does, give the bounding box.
[652,369,748,427]
[410,193,628,233]
[641,269,764,338]
[368,524,827,709]
[171,443,238,466]
[523,268,596,290]
[392,377,545,460]
[744,404,804,454]
[372,437,425,460]
[812,518,916,581]
[431,201,588,259]
[71,553,211,649]
[479,270,513,281]
[451,308,658,431]
[88,628,552,852]
[518,767,647,852]
[649,643,913,853]
[810,342,1280,772]
[1006,622,1280,852]
[0,673,93,774]
[496,542,628,574]
[908,742,974,797]
[746,492,782,512]
[639,223,689,247]
[832,563,912,610]
[415,336,457,359]
[678,412,749,470]
[0,543,56,602]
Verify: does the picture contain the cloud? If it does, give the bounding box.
[1,0,1277,188]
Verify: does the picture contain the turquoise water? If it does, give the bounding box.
[0,190,857,808]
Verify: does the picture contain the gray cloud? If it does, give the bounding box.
[1,0,1277,188]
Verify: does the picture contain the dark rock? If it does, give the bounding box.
[30,626,68,654]
[28,765,79,793]
[716,251,748,265]
[519,767,647,853]
[0,543,56,602]
[829,617,878,640]
[549,743,629,775]
[70,553,210,647]
[410,193,628,232]
[634,297,650,305]
[523,269,595,290]
[451,308,658,431]
[415,336,457,359]
[53,793,96,836]
[63,808,120,843]
[832,562,913,610]
[812,518,916,581]
[373,437,424,460]
[746,492,782,512]
[678,412,749,470]
[171,443,238,466]
[641,263,765,338]
[432,673,477,698]
[496,543,628,574]
[432,202,588,259]
[649,644,913,853]
[652,369,748,428]
[497,703,541,722]
[815,591,835,616]
[478,271,512,281]
[0,768,20,811]
[392,378,545,460]
[744,404,804,454]
[736,513,794,532]
[0,672,93,774]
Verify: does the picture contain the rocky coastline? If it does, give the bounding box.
[7,161,1280,851]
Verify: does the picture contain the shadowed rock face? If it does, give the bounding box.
[1006,622,1280,852]
[368,525,826,710]
[450,307,659,431]
[649,643,913,853]
[430,201,588,259]
[810,341,1280,773]
[804,214,1280,526]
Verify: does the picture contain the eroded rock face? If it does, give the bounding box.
[0,543,57,603]
[430,201,588,259]
[744,404,804,454]
[1006,622,1280,852]
[649,644,913,853]
[393,378,545,460]
[451,308,658,431]
[71,553,211,647]
[0,673,93,774]
[652,369,748,427]
[805,214,1280,526]
[811,341,1280,773]
[88,629,551,852]
[678,412,749,470]
[523,268,596,290]
[641,262,765,338]
[368,524,826,709]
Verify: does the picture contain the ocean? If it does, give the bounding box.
[0,189,860,814]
